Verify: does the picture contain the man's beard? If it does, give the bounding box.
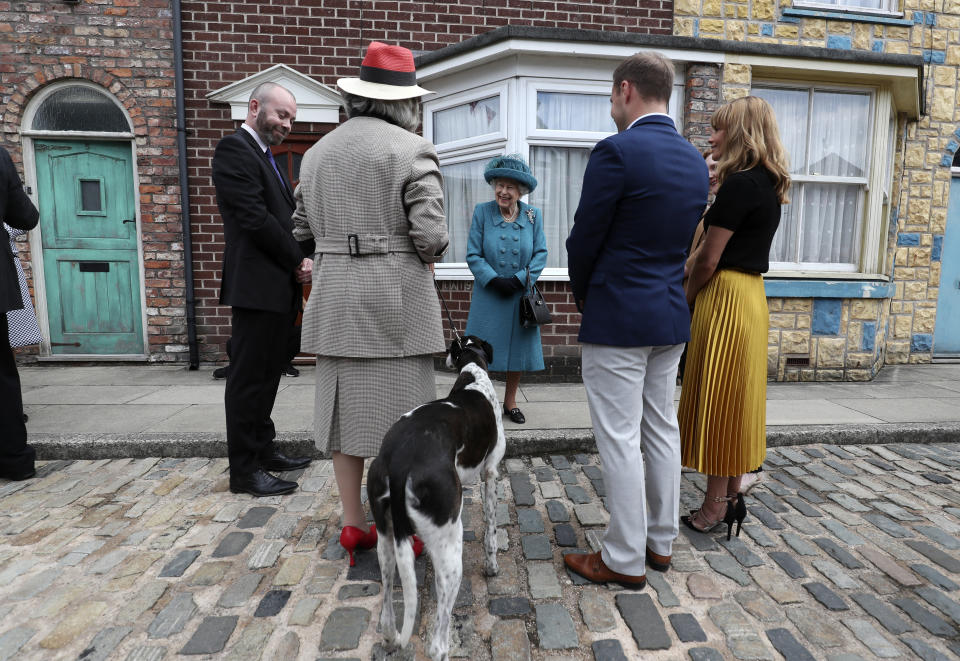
[256,110,286,146]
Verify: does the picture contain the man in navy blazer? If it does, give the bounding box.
[213,82,313,497]
[564,53,709,587]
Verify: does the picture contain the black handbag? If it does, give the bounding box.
[519,268,552,328]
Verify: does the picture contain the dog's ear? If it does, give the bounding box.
[480,339,493,365]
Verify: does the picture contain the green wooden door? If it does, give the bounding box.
[35,140,143,355]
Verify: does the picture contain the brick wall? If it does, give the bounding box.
[683,63,721,152]
[435,280,583,381]
[0,0,182,361]
[180,0,674,362]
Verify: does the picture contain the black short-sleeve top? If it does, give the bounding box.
[703,166,782,274]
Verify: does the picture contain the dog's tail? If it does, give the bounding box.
[393,475,420,648]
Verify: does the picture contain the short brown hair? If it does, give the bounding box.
[613,52,674,104]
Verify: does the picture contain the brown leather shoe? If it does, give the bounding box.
[563,552,646,588]
[646,547,671,572]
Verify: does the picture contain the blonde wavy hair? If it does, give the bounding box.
[711,96,791,204]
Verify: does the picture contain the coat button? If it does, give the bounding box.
[512,263,518,268]
[499,260,505,266]
[500,248,506,253]
[500,235,506,240]
[513,236,519,241]
[512,249,519,254]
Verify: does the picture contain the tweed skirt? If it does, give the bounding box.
[314,355,436,457]
[679,269,768,476]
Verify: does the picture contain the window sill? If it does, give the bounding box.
[763,278,894,299]
[781,7,913,26]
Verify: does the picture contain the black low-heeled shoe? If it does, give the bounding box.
[503,405,525,424]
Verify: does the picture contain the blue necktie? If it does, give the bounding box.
[265,148,288,192]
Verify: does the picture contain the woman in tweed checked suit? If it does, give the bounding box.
[292,42,449,560]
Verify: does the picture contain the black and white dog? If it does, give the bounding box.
[367,336,505,661]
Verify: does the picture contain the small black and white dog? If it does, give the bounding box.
[367,336,505,661]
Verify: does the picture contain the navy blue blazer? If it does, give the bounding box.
[566,115,709,347]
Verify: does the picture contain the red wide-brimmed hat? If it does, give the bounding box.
[337,41,432,100]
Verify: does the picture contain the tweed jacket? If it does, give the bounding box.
[293,116,449,358]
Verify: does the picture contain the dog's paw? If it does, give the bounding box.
[484,559,499,577]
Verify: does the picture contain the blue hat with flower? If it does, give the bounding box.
[483,154,538,193]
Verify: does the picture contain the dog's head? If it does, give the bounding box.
[446,335,494,371]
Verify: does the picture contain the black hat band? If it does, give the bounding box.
[360,65,417,87]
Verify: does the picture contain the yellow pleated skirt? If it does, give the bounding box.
[679,269,767,476]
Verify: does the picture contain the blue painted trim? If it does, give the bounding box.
[813,299,843,335]
[911,333,933,352]
[763,279,895,299]
[932,235,943,262]
[827,35,852,50]
[781,7,913,26]
[898,232,920,246]
[861,321,877,352]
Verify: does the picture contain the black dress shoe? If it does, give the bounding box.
[229,469,297,497]
[261,449,311,472]
[0,467,36,481]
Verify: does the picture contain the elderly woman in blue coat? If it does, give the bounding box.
[465,154,548,424]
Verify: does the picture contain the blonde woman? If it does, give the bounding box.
[679,96,790,537]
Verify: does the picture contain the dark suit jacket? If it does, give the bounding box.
[566,115,709,347]
[213,128,304,313]
[1,147,39,314]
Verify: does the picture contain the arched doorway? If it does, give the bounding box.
[22,82,146,357]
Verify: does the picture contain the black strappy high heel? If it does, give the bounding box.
[723,493,747,540]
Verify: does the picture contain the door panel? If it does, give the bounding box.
[35,140,143,355]
[934,176,960,355]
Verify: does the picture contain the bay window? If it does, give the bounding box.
[425,73,684,278]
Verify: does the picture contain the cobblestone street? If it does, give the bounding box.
[2,443,960,660]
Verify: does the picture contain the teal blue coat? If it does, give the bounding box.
[465,200,548,372]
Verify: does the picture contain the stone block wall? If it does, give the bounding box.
[768,298,889,381]
[674,0,960,373]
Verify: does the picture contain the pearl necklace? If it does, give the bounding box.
[499,206,518,222]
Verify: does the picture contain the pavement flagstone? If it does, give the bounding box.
[1,442,960,658]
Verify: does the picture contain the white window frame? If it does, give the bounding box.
[753,81,894,276]
[425,81,509,158]
[426,71,685,280]
[791,0,902,17]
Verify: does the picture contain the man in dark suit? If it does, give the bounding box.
[213,82,313,497]
[0,146,40,481]
[564,53,709,586]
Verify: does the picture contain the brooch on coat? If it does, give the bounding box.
[525,208,536,224]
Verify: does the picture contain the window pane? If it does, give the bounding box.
[80,180,102,212]
[434,96,500,144]
[800,183,861,264]
[32,86,130,132]
[753,87,807,174]
[440,158,493,263]
[809,91,871,177]
[529,146,591,268]
[770,182,801,263]
[536,93,616,133]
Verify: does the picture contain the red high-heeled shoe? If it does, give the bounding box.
[340,525,377,566]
